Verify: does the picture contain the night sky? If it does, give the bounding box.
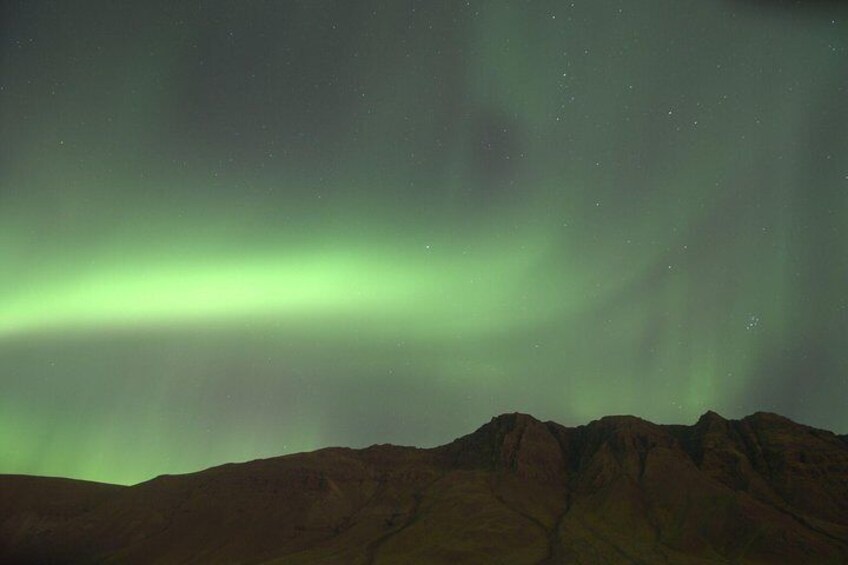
[2,1,846,486]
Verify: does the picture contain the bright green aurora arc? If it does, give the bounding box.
[1,0,847,485]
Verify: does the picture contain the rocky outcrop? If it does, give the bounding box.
[2,411,847,564]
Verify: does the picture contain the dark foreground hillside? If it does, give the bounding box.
[2,411,848,564]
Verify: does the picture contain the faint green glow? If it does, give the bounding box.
[1,0,846,485]
[0,224,576,339]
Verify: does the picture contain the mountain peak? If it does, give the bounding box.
[487,411,541,427]
[591,413,652,427]
[698,409,725,422]
[4,410,848,564]
[694,410,728,430]
[744,410,796,424]
[439,412,566,482]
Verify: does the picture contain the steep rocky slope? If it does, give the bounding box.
[2,411,847,564]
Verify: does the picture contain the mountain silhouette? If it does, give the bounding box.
[2,411,847,563]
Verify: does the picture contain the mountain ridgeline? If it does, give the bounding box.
[2,411,848,563]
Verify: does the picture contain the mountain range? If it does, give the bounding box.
[2,411,848,564]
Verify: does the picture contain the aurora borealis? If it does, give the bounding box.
[2,1,847,486]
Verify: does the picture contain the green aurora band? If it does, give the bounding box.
[1,0,846,484]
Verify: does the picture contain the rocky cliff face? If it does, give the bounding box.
[2,411,847,564]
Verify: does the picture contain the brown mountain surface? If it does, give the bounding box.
[2,411,847,564]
